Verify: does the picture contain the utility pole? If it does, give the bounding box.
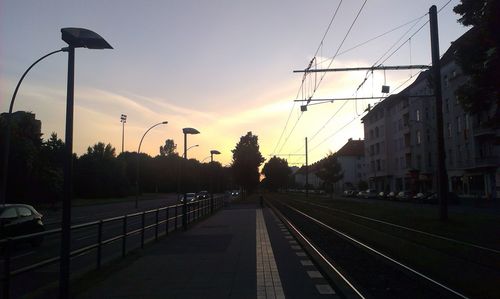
[305,137,309,198]
[429,5,448,221]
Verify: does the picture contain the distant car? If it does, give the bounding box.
[343,190,357,197]
[396,191,413,201]
[378,191,387,199]
[423,192,459,204]
[0,204,45,247]
[196,191,209,200]
[180,193,196,203]
[413,192,433,202]
[386,191,397,200]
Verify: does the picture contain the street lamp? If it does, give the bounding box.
[209,150,221,213]
[59,27,112,299]
[182,127,200,230]
[1,48,70,204]
[120,114,127,153]
[135,121,168,208]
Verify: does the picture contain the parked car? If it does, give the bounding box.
[396,191,414,201]
[343,190,357,197]
[386,191,397,200]
[423,192,460,204]
[363,189,379,199]
[0,204,45,246]
[179,193,196,203]
[196,191,209,200]
[377,191,387,199]
[413,192,433,202]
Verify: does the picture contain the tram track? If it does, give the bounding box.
[267,197,489,299]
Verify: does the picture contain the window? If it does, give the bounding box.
[0,208,17,219]
[428,152,433,167]
[447,123,452,137]
[376,159,381,171]
[416,130,421,145]
[427,129,431,142]
[416,109,420,121]
[370,130,374,139]
[425,107,429,119]
[416,155,422,169]
[17,207,32,217]
[394,158,398,170]
[448,149,453,166]
[375,143,380,154]
[375,127,379,138]
[457,116,461,133]
[445,98,450,113]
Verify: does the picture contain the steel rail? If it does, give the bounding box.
[281,201,470,299]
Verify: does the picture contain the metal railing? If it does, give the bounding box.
[0,196,224,299]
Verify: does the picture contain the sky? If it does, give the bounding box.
[0,0,469,167]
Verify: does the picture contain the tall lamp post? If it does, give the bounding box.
[60,27,112,299]
[120,114,127,153]
[182,127,200,230]
[209,150,221,213]
[1,48,69,205]
[135,121,168,208]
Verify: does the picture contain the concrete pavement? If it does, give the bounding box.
[73,200,338,299]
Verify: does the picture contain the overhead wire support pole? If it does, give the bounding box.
[293,65,430,73]
[429,5,448,221]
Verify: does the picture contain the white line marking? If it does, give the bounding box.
[300,260,313,266]
[256,209,285,299]
[307,270,323,279]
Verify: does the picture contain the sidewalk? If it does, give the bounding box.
[73,200,338,299]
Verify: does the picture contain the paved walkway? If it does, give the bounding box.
[75,201,338,299]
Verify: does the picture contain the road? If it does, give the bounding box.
[1,194,227,298]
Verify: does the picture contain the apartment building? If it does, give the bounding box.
[362,29,499,198]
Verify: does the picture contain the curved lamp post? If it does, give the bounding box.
[182,127,200,230]
[59,27,113,299]
[135,121,168,208]
[1,48,69,204]
[209,150,221,213]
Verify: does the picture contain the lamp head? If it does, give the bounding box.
[161,121,168,124]
[210,150,221,155]
[61,28,113,49]
[182,127,200,135]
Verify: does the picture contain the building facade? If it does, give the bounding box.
[362,30,499,198]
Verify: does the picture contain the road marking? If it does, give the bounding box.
[76,235,96,241]
[307,270,323,279]
[300,260,313,266]
[316,284,336,295]
[256,209,285,299]
[296,252,306,257]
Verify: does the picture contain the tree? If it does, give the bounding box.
[231,132,265,194]
[453,0,500,116]
[262,156,291,191]
[159,139,177,156]
[316,152,343,197]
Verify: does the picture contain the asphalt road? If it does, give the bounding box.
[1,195,227,298]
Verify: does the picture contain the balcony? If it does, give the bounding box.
[475,156,500,168]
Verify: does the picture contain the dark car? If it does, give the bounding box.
[423,192,460,204]
[396,191,414,201]
[0,204,45,246]
[179,193,196,203]
[386,191,397,200]
[377,191,387,199]
[196,191,209,200]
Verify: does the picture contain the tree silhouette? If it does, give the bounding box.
[159,139,177,156]
[231,132,265,194]
[316,152,343,196]
[262,156,291,191]
[453,0,500,116]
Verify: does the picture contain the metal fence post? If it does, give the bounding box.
[174,205,178,231]
[155,209,159,241]
[141,212,145,248]
[97,220,103,269]
[165,207,169,236]
[3,238,12,299]
[122,215,127,258]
